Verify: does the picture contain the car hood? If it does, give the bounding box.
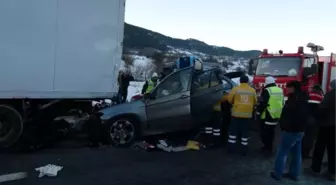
[99,100,146,120]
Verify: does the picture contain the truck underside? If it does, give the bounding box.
[0,98,108,151]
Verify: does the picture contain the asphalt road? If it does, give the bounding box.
[0,131,333,185]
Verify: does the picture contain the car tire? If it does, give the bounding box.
[0,105,23,148]
[106,117,140,147]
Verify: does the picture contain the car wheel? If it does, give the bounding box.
[107,117,140,147]
[0,105,23,148]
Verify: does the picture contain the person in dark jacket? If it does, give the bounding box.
[117,71,134,103]
[159,67,172,81]
[306,80,336,181]
[257,76,284,156]
[270,80,309,181]
[302,84,324,158]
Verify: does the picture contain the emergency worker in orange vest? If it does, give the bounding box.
[227,75,257,155]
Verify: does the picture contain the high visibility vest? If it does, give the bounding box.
[261,86,284,119]
[145,79,155,93]
[229,84,257,118]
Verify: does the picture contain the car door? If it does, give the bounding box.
[190,69,223,125]
[145,68,192,133]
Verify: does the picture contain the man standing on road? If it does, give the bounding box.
[302,84,324,159]
[257,76,284,156]
[306,80,336,181]
[142,73,159,94]
[204,92,227,148]
[118,71,134,103]
[271,80,309,181]
[227,75,257,156]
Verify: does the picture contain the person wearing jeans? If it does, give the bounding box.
[306,80,336,181]
[270,81,309,181]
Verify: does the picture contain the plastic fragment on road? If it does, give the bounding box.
[157,143,172,152]
[186,140,200,150]
[158,140,168,147]
[172,146,188,152]
[35,164,63,178]
[0,172,28,183]
[132,141,156,151]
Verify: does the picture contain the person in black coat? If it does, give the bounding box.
[302,84,324,158]
[271,80,309,181]
[306,80,336,181]
[117,71,134,103]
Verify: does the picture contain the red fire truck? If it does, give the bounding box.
[248,43,336,99]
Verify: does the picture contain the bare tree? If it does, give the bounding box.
[151,52,165,73]
[131,62,155,81]
[204,56,218,63]
[122,54,134,70]
[221,60,230,69]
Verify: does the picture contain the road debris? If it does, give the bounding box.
[35,164,63,178]
[132,141,156,151]
[186,140,201,150]
[0,172,28,183]
[132,139,203,152]
[171,146,188,152]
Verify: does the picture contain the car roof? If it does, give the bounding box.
[173,64,220,73]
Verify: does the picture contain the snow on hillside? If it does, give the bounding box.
[167,46,207,57]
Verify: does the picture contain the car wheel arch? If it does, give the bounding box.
[107,113,143,136]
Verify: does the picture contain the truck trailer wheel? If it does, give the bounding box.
[107,117,140,147]
[0,105,23,148]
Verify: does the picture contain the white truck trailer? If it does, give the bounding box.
[0,0,125,149]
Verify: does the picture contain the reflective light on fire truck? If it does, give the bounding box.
[298,47,304,54]
[258,82,287,89]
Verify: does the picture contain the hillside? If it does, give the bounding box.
[123,23,261,58]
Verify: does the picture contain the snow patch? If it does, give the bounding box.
[127,81,145,101]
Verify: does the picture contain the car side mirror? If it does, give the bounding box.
[302,67,311,78]
[248,60,253,75]
[248,59,258,75]
[311,64,318,74]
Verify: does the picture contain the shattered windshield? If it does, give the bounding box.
[255,57,301,76]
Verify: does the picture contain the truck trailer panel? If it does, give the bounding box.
[0,0,124,99]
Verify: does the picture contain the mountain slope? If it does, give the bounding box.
[123,23,261,58]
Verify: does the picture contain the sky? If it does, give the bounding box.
[125,0,336,56]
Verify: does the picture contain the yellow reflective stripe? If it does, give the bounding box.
[231,112,252,117]
[213,104,221,111]
[235,90,255,95]
[265,121,277,125]
[268,109,282,113]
